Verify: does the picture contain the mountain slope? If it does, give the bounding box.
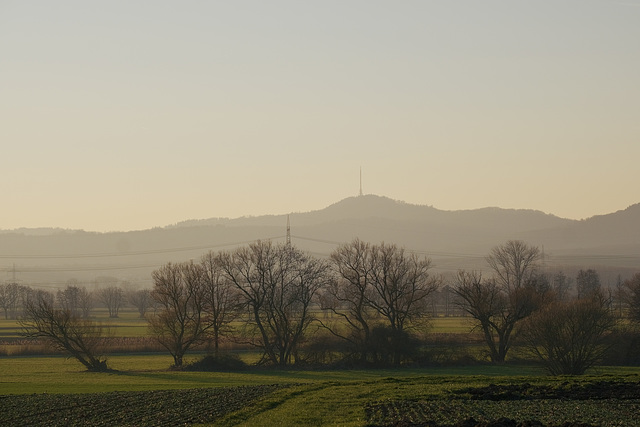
[1,195,638,286]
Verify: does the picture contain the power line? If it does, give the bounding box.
[3,232,639,277]
[0,236,285,260]
[10,263,162,273]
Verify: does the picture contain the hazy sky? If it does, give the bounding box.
[2,1,639,232]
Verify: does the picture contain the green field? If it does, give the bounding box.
[0,353,553,395]
[0,312,474,340]
[1,312,480,359]
[3,311,640,425]
[1,354,640,425]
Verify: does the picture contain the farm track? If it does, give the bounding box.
[0,384,289,426]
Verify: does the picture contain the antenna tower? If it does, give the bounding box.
[286,215,291,247]
[359,167,363,196]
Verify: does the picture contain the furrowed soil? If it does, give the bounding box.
[0,384,289,426]
[1,378,639,426]
[365,379,640,427]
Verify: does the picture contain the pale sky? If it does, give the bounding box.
[1,1,639,232]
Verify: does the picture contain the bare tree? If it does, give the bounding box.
[200,251,241,356]
[0,282,21,319]
[368,242,437,331]
[613,275,628,318]
[128,288,153,318]
[320,239,376,363]
[367,242,438,365]
[77,286,94,318]
[576,269,601,299]
[20,290,109,371]
[218,241,329,366]
[454,240,548,363]
[57,285,81,316]
[486,240,540,291]
[551,271,573,301]
[321,239,437,365]
[16,284,33,318]
[454,271,512,363]
[520,291,616,375]
[625,273,640,323]
[98,286,124,318]
[148,261,208,368]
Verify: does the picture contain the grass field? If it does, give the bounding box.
[3,311,640,425]
[0,311,474,338]
[0,354,639,426]
[0,353,555,395]
[1,312,481,359]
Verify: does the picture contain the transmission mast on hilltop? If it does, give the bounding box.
[286,214,291,247]
[359,167,363,196]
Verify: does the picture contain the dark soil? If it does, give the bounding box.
[0,384,288,426]
[365,380,640,427]
[452,380,640,401]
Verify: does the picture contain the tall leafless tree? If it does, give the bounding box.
[98,286,124,318]
[0,282,21,319]
[128,288,153,318]
[57,285,81,316]
[218,241,329,366]
[20,290,109,371]
[367,242,438,364]
[454,240,548,363]
[322,239,437,365]
[148,261,209,368]
[576,269,601,299]
[486,240,540,292]
[368,242,437,332]
[625,273,640,323]
[453,271,512,362]
[77,286,94,318]
[60,280,93,318]
[551,271,573,301]
[320,239,376,362]
[200,251,241,356]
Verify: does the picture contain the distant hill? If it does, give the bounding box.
[1,195,638,287]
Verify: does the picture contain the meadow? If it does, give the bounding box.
[2,310,640,425]
[0,354,639,426]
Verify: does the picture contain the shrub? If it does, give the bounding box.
[520,294,616,375]
[368,326,420,366]
[183,354,248,371]
[600,327,640,366]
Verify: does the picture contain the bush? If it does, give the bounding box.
[520,294,616,375]
[368,326,420,366]
[600,327,640,366]
[415,333,483,366]
[298,332,351,366]
[183,354,248,372]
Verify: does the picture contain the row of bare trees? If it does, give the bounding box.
[0,281,154,321]
[147,242,329,367]
[17,239,640,374]
[145,239,442,368]
[453,241,621,374]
